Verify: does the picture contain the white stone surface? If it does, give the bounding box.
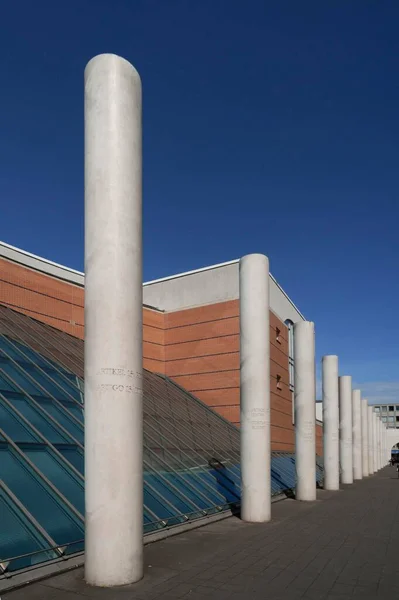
[339,376,353,484]
[84,53,143,586]
[352,390,362,480]
[322,356,339,490]
[239,254,271,522]
[361,398,369,477]
[373,414,378,472]
[368,405,375,474]
[294,321,316,501]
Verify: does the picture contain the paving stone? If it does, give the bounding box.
[5,468,399,600]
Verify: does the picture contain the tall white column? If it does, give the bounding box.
[383,423,386,466]
[322,355,339,490]
[386,427,389,463]
[384,426,388,465]
[294,321,316,501]
[352,390,362,480]
[361,398,369,477]
[382,425,385,465]
[379,420,383,469]
[368,405,375,474]
[84,54,143,587]
[339,376,353,484]
[377,418,381,470]
[240,254,271,522]
[373,413,378,472]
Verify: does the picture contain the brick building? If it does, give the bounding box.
[0,240,322,454]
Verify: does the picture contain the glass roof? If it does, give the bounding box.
[0,304,323,577]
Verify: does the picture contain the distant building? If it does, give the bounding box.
[373,404,399,429]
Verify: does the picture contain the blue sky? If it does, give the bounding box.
[1,1,398,402]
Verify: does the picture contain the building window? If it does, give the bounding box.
[389,406,394,412]
[382,406,387,412]
[388,416,394,422]
[375,406,380,412]
[382,416,387,422]
[284,319,295,424]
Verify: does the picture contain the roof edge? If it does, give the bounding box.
[1,241,305,319]
[0,241,84,286]
[143,259,240,286]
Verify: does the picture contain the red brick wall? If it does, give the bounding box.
[269,312,294,452]
[164,300,296,451]
[0,257,85,338]
[0,257,165,372]
[316,423,323,456]
[1,256,322,454]
[164,300,240,424]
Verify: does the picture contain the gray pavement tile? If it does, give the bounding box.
[289,574,318,591]
[6,468,399,600]
[4,584,87,600]
[40,567,179,598]
[191,584,224,596]
[329,582,354,595]
[303,591,329,600]
[352,582,379,595]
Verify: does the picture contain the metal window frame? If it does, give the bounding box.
[146,382,238,461]
[0,327,85,413]
[142,407,238,510]
[0,427,84,524]
[160,375,240,460]
[284,319,295,425]
[147,380,239,492]
[0,356,84,448]
[0,480,63,572]
[0,306,84,379]
[0,391,83,482]
[0,306,246,551]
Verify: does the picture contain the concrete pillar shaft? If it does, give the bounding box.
[339,376,353,484]
[322,356,339,490]
[368,406,375,474]
[373,414,378,472]
[361,399,369,477]
[84,54,143,587]
[294,321,316,501]
[239,254,271,522]
[378,418,381,470]
[384,426,388,465]
[352,390,362,480]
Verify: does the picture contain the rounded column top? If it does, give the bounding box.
[293,320,315,331]
[85,53,141,85]
[240,253,269,267]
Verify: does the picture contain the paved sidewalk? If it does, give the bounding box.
[5,467,399,600]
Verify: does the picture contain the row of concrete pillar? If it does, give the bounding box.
[83,54,386,588]
[239,256,389,512]
[322,356,387,490]
[240,259,387,522]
